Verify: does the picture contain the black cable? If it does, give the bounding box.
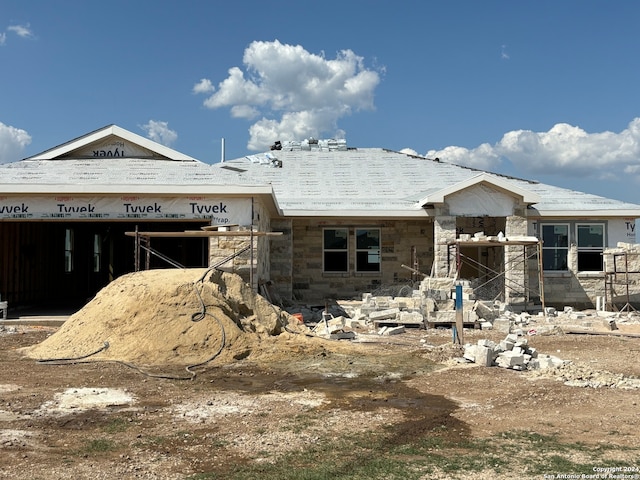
[36,341,110,364]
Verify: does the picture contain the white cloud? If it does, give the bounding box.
[501,44,510,60]
[195,40,382,151]
[7,24,34,39]
[230,105,259,119]
[425,118,640,179]
[192,78,214,95]
[399,148,418,156]
[140,120,178,147]
[0,33,6,46]
[426,143,501,170]
[0,122,32,164]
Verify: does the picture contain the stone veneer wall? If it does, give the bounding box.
[286,218,434,303]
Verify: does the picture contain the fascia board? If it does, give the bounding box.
[0,184,275,195]
[278,209,430,217]
[529,209,640,218]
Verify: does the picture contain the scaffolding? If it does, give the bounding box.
[125,227,282,291]
[446,239,545,311]
[604,251,639,313]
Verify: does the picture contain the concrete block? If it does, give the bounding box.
[499,340,515,351]
[505,333,518,343]
[496,351,525,368]
[399,311,424,324]
[428,310,456,323]
[374,296,393,308]
[475,345,494,367]
[492,318,511,333]
[377,326,388,336]
[477,339,496,348]
[383,326,406,336]
[369,308,400,321]
[463,345,478,362]
[481,321,493,330]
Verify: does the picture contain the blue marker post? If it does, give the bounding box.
[454,283,464,344]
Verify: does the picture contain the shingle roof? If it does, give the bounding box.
[2,124,639,217]
[216,148,640,217]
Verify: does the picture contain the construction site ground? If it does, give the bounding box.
[1,271,640,479]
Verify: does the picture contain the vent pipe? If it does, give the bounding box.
[221,137,225,163]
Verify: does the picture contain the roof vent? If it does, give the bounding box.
[270,140,282,151]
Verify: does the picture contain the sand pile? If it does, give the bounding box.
[22,268,308,368]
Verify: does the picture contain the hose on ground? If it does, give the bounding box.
[35,272,226,381]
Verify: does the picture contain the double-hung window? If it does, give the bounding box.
[323,227,382,273]
[541,224,569,271]
[323,228,349,272]
[355,228,381,272]
[577,224,604,271]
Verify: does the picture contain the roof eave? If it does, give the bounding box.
[278,208,430,218]
[0,184,275,195]
[529,209,640,218]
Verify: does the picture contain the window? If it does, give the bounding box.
[356,228,381,272]
[541,224,568,271]
[323,228,348,272]
[93,234,102,273]
[64,228,74,273]
[577,224,604,271]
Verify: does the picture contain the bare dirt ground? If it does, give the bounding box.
[1,270,640,479]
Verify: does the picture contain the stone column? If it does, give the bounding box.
[433,214,456,277]
[504,212,528,306]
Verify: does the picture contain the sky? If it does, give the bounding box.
[2,1,640,203]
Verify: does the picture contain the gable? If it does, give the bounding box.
[26,125,196,162]
[447,183,517,216]
[418,172,541,215]
[59,135,161,159]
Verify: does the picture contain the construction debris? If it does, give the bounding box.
[461,333,567,371]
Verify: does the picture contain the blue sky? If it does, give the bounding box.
[2,1,640,203]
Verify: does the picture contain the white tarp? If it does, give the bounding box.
[446,184,515,216]
[0,195,252,224]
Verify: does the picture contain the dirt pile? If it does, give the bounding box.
[21,268,308,368]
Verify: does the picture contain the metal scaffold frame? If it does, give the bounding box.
[125,227,282,291]
[604,251,639,313]
[446,239,545,312]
